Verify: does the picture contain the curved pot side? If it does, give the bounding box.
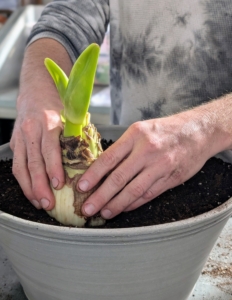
[0,206,231,300]
[0,126,232,300]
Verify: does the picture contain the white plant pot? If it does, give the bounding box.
[0,125,232,300]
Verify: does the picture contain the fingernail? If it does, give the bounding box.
[83,203,95,216]
[51,177,59,188]
[31,199,41,209]
[101,209,112,219]
[41,198,50,209]
[78,180,89,192]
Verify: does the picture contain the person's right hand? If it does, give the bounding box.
[10,91,64,211]
[9,39,73,211]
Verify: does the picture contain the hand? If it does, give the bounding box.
[79,114,215,219]
[9,39,73,210]
[10,92,64,211]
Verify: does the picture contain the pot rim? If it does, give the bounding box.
[0,197,232,242]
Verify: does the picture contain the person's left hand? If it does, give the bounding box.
[78,114,216,219]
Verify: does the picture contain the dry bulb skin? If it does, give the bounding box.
[47,123,105,227]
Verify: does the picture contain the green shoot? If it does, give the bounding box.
[44,43,100,137]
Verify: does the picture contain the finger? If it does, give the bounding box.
[26,138,55,210]
[81,151,144,217]
[11,138,42,209]
[77,132,134,193]
[123,181,167,212]
[21,118,55,210]
[41,126,65,190]
[124,167,188,212]
[100,168,165,219]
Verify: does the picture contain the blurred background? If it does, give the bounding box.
[0,0,110,145]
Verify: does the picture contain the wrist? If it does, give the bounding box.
[182,97,232,157]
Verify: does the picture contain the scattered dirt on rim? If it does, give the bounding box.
[0,140,232,228]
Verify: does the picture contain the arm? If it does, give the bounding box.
[10,0,109,210]
[79,94,232,219]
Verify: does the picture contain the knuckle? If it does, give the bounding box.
[101,149,117,167]
[110,170,127,188]
[130,121,146,135]
[170,168,184,185]
[145,137,158,153]
[27,159,40,173]
[142,189,155,200]
[130,183,145,199]
[21,119,36,136]
[145,134,166,153]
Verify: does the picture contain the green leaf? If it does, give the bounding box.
[44,58,69,104]
[64,44,100,125]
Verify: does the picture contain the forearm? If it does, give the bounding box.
[18,38,72,110]
[178,94,232,158]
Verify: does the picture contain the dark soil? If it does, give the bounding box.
[0,140,232,228]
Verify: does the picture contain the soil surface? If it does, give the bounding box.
[0,141,232,228]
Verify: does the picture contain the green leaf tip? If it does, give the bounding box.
[44,58,68,104]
